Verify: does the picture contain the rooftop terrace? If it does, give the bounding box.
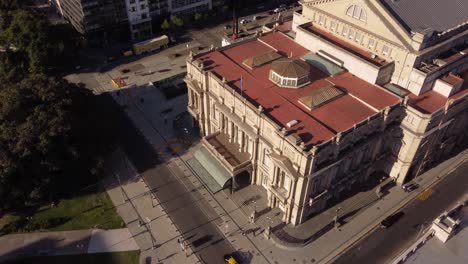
[299,24,388,67]
[385,70,468,114]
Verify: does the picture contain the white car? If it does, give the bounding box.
[273,7,286,13]
[240,19,250,25]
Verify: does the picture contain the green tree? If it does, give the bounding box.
[161,19,171,30]
[0,75,113,211]
[170,15,184,28]
[193,13,202,21]
[0,0,33,29]
[0,10,78,80]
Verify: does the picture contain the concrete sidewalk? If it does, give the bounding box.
[0,228,138,262]
[210,148,468,264]
[103,150,201,264]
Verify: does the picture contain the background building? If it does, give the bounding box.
[185,0,467,225]
[56,0,130,44]
[55,0,213,42]
[293,0,468,183]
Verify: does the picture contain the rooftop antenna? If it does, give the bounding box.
[232,2,238,39]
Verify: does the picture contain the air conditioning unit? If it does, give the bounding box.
[286,119,298,128]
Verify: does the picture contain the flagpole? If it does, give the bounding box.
[240,75,243,97]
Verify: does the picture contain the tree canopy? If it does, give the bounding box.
[170,15,184,28]
[0,0,33,29]
[0,75,112,210]
[0,9,110,212]
[161,19,171,30]
[0,10,78,80]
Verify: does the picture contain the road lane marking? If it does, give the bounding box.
[418,188,434,201]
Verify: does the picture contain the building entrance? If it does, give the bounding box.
[234,171,251,190]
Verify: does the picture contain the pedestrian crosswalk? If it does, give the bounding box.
[418,188,434,201]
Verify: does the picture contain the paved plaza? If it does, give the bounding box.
[0,228,138,262]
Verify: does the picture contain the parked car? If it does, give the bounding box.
[252,15,262,21]
[240,19,251,25]
[380,212,404,229]
[224,24,232,30]
[278,4,287,9]
[290,3,300,8]
[273,7,286,13]
[402,182,419,192]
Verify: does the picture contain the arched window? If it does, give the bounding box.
[346,5,367,22]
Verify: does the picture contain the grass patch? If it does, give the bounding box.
[1,186,124,233]
[3,251,140,264]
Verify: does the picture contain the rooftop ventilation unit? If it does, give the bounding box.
[287,120,299,128]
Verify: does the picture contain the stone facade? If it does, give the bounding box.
[185,0,468,225]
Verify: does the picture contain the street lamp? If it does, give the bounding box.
[334,207,342,228]
[115,173,126,204]
[224,221,229,235]
[264,216,274,240]
[417,221,428,240]
[250,200,257,223]
[150,192,156,208]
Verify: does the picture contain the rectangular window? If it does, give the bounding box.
[406,114,414,124]
[342,26,348,37]
[392,143,401,155]
[348,29,355,39]
[355,32,361,43]
[319,15,325,25]
[130,0,135,3]
[382,45,391,56]
[130,6,136,12]
[262,149,270,168]
[262,173,269,186]
[330,21,336,31]
[213,107,219,121]
[140,4,146,9]
[368,39,375,48]
[284,175,291,191]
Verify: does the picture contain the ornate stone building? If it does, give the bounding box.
[185,0,468,225]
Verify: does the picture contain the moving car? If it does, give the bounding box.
[380,212,404,229]
[240,19,250,25]
[223,254,239,264]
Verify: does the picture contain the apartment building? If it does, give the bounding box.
[56,0,212,41]
[185,0,467,225]
[57,0,129,42]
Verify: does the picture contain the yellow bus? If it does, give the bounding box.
[133,35,169,55]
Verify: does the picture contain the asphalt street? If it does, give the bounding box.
[333,160,468,264]
[110,98,234,263]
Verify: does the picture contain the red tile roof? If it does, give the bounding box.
[441,73,464,86]
[407,70,468,114]
[196,32,400,147]
[276,20,293,33]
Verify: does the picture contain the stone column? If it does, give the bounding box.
[188,90,192,106]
